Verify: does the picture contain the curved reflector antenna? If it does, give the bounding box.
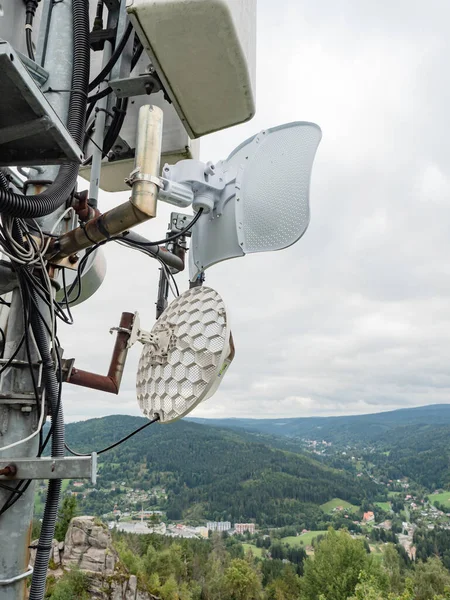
[136,286,233,423]
[189,121,321,280]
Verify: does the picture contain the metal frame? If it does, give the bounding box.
[0,42,83,166]
[0,456,97,484]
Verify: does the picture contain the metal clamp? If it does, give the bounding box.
[109,326,132,336]
[124,168,163,189]
[0,565,33,586]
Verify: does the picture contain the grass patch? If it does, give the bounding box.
[282,530,328,547]
[431,491,450,507]
[242,543,262,557]
[388,492,402,499]
[320,498,359,514]
[375,501,391,512]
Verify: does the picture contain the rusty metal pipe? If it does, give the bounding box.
[49,105,163,261]
[67,312,134,394]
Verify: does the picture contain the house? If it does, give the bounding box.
[363,511,375,522]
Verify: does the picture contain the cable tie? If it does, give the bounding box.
[79,221,98,244]
[94,107,114,119]
[28,544,52,551]
[42,88,88,98]
[96,217,111,240]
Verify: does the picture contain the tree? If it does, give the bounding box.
[383,544,404,595]
[203,555,226,600]
[266,565,302,600]
[55,496,77,542]
[301,529,381,600]
[222,559,263,600]
[413,558,450,600]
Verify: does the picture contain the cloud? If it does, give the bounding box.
[61,1,450,421]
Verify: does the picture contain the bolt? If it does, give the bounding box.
[69,254,79,264]
[0,464,17,477]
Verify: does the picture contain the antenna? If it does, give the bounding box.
[0,1,320,597]
[136,286,234,423]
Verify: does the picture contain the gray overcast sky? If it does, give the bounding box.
[61,0,450,422]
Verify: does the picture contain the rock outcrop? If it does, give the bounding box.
[63,516,116,573]
[30,516,158,600]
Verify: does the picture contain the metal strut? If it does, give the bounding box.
[63,312,134,394]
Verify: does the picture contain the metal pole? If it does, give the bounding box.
[32,0,74,235]
[0,0,75,597]
[88,40,113,203]
[0,290,40,600]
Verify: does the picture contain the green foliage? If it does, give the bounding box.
[301,529,384,600]
[54,496,77,542]
[413,558,450,600]
[414,528,450,569]
[265,564,302,600]
[47,569,90,600]
[222,558,263,600]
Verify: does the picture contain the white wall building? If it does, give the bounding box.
[207,521,231,532]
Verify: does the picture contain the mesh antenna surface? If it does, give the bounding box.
[185,121,322,280]
[136,286,233,423]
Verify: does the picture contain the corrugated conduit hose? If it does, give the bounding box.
[27,0,90,597]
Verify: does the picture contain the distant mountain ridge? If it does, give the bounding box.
[189,404,450,444]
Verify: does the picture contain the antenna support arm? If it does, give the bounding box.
[47,105,164,261]
[65,312,134,394]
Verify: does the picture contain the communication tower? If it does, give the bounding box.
[0,1,321,598]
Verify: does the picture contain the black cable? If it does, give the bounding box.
[61,268,74,324]
[26,28,35,61]
[0,0,89,219]
[0,337,25,377]
[60,241,108,305]
[130,39,143,71]
[87,85,112,105]
[102,97,128,156]
[65,416,160,457]
[25,0,39,61]
[125,209,203,246]
[88,22,133,92]
[117,237,180,296]
[0,327,5,359]
[86,39,144,107]
[0,170,9,190]
[83,97,128,166]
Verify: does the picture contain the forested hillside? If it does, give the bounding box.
[190,404,450,445]
[362,424,450,489]
[192,405,450,490]
[64,416,376,525]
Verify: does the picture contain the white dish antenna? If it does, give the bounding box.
[136,286,234,423]
[157,121,322,281]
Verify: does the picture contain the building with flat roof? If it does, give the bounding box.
[234,523,256,534]
[207,521,231,532]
